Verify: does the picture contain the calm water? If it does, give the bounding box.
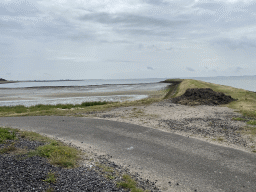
[187,76,256,92]
[0,78,166,88]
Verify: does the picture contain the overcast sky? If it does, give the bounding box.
[1,0,256,80]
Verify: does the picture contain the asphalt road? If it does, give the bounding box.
[0,116,255,192]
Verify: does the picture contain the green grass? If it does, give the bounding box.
[247,120,256,125]
[19,131,54,143]
[0,128,81,168]
[117,174,146,192]
[0,127,16,143]
[96,162,114,173]
[0,101,110,116]
[43,172,57,183]
[172,79,256,118]
[29,141,81,168]
[232,117,247,121]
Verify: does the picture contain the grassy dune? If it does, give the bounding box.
[168,79,256,118]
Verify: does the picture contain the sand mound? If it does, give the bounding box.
[171,88,237,106]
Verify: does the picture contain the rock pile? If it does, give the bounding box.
[171,88,237,106]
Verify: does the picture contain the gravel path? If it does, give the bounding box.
[0,136,159,192]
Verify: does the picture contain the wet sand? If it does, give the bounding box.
[0,83,167,106]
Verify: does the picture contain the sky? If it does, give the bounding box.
[0,0,256,80]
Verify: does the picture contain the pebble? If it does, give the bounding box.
[0,138,159,192]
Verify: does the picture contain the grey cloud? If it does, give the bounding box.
[79,13,189,28]
[213,38,256,50]
[138,44,144,49]
[194,2,223,10]
[98,40,132,44]
[0,19,23,30]
[115,28,174,38]
[0,0,39,16]
[235,67,243,73]
[105,59,133,63]
[147,67,154,70]
[166,47,173,51]
[186,67,195,72]
[143,0,169,6]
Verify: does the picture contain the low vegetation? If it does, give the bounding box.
[29,141,81,168]
[0,127,16,143]
[43,172,57,183]
[0,90,166,117]
[166,79,256,118]
[0,127,81,168]
[0,101,110,116]
[117,174,145,192]
[0,127,149,191]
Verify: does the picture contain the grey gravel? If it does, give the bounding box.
[161,116,248,147]
[0,137,160,192]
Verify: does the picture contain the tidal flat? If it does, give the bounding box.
[0,83,168,107]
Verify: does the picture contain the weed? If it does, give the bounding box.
[29,141,81,168]
[46,188,54,192]
[117,174,145,192]
[43,171,57,183]
[106,174,115,180]
[217,137,224,142]
[0,127,16,143]
[96,162,114,173]
[20,131,54,143]
[247,120,256,126]
[232,117,247,121]
[0,143,16,154]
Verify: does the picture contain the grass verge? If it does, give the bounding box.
[0,101,110,117]
[117,174,146,192]
[0,127,16,143]
[29,141,81,168]
[0,127,81,168]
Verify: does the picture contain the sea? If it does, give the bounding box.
[0,76,255,107]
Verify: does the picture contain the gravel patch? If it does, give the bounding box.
[0,137,160,192]
[160,117,248,147]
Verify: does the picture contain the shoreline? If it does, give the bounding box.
[0,83,167,107]
[0,81,17,84]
